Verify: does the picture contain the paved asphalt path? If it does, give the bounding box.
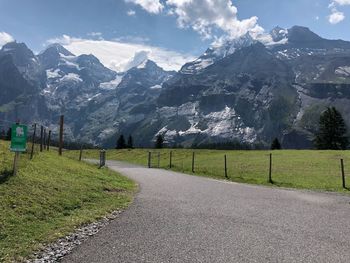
[63,160,350,263]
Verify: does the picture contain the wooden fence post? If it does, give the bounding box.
[268,153,272,183]
[43,128,47,150]
[40,126,43,152]
[158,152,160,168]
[47,130,51,151]
[58,115,64,156]
[224,155,228,178]
[79,145,83,161]
[169,151,172,169]
[148,152,151,168]
[30,123,37,160]
[192,152,195,173]
[341,159,346,189]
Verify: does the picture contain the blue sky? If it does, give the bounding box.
[1,0,350,71]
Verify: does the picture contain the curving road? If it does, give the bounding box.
[63,160,350,263]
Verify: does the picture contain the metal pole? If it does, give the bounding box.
[30,123,37,160]
[341,159,346,189]
[13,152,20,176]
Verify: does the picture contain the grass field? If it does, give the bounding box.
[0,140,135,262]
[66,148,350,193]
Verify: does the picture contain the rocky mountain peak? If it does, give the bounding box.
[38,44,75,69]
[40,44,74,57]
[0,41,37,67]
[287,26,322,43]
[270,26,288,42]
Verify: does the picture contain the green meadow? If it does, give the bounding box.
[68,148,350,192]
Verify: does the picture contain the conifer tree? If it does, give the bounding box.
[6,128,11,141]
[314,107,349,150]
[116,134,126,149]
[127,135,133,149]
[270,138,282,150]
[155,134,164,149]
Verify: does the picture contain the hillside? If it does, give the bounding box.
[0,140,135,262]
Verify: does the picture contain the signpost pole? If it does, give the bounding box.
[13,152,20,176]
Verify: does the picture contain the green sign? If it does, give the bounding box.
[10,124,28,152]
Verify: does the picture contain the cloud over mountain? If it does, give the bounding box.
[167,0,263,40]
[0,32,14,47]
[123,0,263,40]
[46,35,195,72]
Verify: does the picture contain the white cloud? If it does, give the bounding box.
[125,0,164,14]
[122,50,150,69]
[46,35,195,72]
[0,32,14,47]
[328,8,345,24]
[127,9,136,16]
[124,0,263,40]
[166,0,263,40]
[333,0,350,5]
[329,0,350,24]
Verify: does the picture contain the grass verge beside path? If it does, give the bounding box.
[66,148,350,193]
[0,140,135,262]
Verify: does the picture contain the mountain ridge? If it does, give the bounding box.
[1,26,350,148]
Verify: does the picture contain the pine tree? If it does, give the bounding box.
[6,128,11,141]
[127,135,133,149]
[116,135,126,149]
[314,107,349,150]
[271,138,282,150]
[155,134,164,149]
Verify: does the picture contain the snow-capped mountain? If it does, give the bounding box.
[180,33,256,74]
[0,42,174,144]
[150,26,350,148]
[1,25,350,148]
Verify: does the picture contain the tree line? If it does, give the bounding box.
[116,134,164,149]
[115,107,349,151]
[270,107,349,150]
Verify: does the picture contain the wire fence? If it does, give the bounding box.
[144,149,350,192]
[0,118,63,179]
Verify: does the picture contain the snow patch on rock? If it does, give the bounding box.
[335,66,350,77]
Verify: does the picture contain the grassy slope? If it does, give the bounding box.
[67,148,350,193]
[0,140,135,262]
